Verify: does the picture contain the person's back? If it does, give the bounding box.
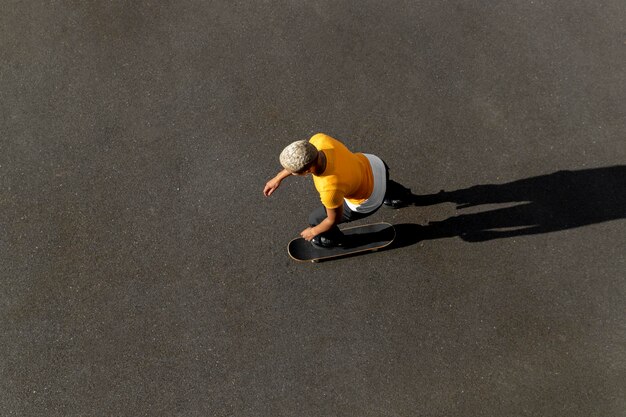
[309,133,373,209]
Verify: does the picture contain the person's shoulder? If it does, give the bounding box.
[310,133,338,147]
[308,132,323,144]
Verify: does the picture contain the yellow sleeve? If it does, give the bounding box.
[319,190,344,209]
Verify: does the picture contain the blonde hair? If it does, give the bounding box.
[279,140,318,172]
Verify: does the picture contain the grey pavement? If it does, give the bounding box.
[2,1,625,416]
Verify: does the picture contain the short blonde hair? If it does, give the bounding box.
[279,140,318,172]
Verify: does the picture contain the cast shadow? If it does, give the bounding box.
[391,165,626,248]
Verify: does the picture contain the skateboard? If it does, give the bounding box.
[288,222,395,263]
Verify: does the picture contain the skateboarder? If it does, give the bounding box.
[264,133,411,248]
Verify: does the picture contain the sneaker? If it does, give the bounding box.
[311,235,343,248]
[384,188,412,208]
[384,182,412,208]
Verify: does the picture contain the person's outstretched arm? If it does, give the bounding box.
[263,169,292,197]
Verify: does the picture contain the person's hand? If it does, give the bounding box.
[300,227,317,241]
[263,178,281,197]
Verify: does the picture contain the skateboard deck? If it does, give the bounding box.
[288,222,395,263]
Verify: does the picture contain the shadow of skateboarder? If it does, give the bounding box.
[391,165,626,247]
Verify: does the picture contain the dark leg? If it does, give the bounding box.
[378,160,409,208]
[307,201,379,247]
[308,202,369,229]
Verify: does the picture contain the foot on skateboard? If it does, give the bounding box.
[288,222,395,263]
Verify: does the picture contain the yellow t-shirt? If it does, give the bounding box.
[310,133,374,209]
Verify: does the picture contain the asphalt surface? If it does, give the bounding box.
[2,1,625,416]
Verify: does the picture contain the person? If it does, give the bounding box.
[263,133,411,248]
